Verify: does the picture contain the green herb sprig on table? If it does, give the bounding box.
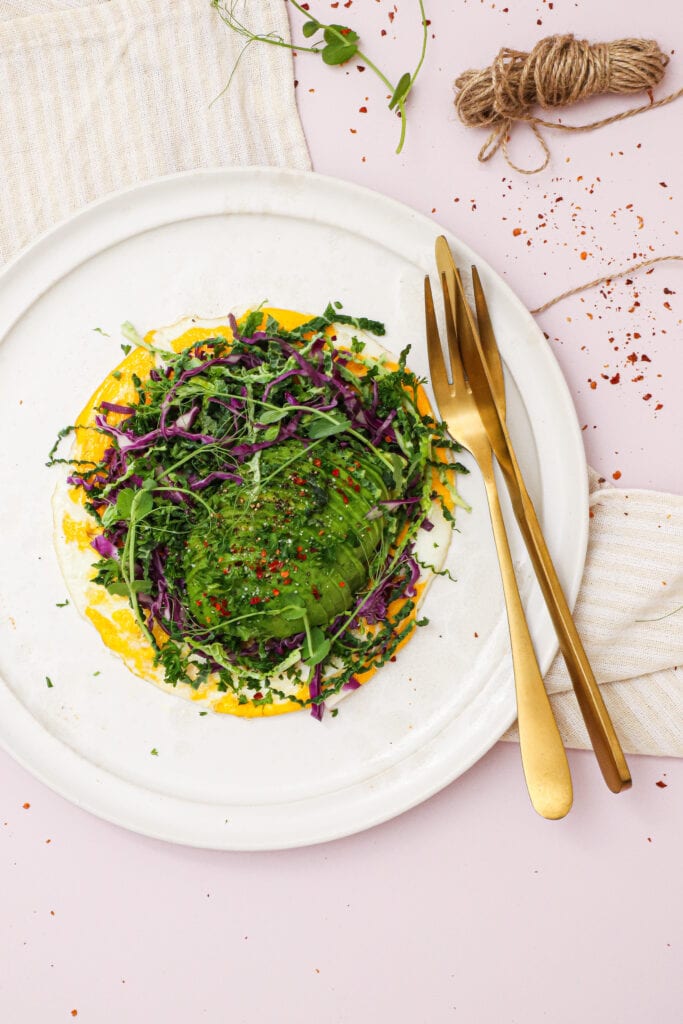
[211,0,428,154]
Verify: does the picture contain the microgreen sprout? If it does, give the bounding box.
[211,0,428,153]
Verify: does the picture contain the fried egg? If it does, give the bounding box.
[52,308,454,716]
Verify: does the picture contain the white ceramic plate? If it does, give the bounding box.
[0,169,587,849]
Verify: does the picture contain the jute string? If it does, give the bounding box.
[530,255,683,314]
[454,35,683,174]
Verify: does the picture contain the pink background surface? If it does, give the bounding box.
[2,2,682,1021]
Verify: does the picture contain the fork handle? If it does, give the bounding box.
[479,448,573,819]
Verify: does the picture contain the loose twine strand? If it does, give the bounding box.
[530,255,683,314]
[454,35,683,174]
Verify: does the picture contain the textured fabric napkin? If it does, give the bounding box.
[0,0,680,756]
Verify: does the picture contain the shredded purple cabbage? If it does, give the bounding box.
[91,535,118,559]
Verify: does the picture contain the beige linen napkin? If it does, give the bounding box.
[0,0,310,262]
[0,0,680,756]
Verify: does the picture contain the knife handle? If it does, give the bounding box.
[504,460,632,793]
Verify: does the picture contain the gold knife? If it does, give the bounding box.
[435,237,631,793]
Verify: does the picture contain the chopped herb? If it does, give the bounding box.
[45,676,54,688]
[55,599,70,608]
[150,748,158,756]
[93,327,110,337]
[120,343,132,355]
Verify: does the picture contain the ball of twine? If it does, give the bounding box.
[454,35,682,173]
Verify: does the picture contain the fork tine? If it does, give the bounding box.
[440,271,466,395]
[424,275,448,389]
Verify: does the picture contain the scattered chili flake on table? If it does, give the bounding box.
[656,780,668,788]
[22,802,30,810]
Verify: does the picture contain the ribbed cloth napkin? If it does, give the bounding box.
[1,0,680,756]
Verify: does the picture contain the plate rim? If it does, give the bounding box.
[0,167,588,849]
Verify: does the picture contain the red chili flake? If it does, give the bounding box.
[626,352,638,363]
[339,581,346,588]
[632,374,644,383]
[253,693,263,701]
[659,182,668,187]
[609,373,620,384]
[312,586,321,600]
[390,656,397,663]
[22,802,30,810]
[612,470,622,480]
[354,484,360,492]
[656,780,668,788]
[512,227,522,237]
[331,468,340,477]
[313,458,322,467]
[222,568,228,574]
[249,597,261,606]
[655,403,664,411]
[283,578,293,585]
[580,251,588,260]
[281,570,290,578]
[359,106,368,113]
[589,380,597,390]
[196,600,202,607]
[341,494,349,505]
[641,353,651,362]
[255,568,264,580]
[272,588,280,597]
[642,393,652,401]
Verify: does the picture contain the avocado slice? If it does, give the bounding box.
[184,439,392,642]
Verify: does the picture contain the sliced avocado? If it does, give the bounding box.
[183,439,392,642]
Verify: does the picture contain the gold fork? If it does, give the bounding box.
[425,272,573,819]
[435,237,630,795]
